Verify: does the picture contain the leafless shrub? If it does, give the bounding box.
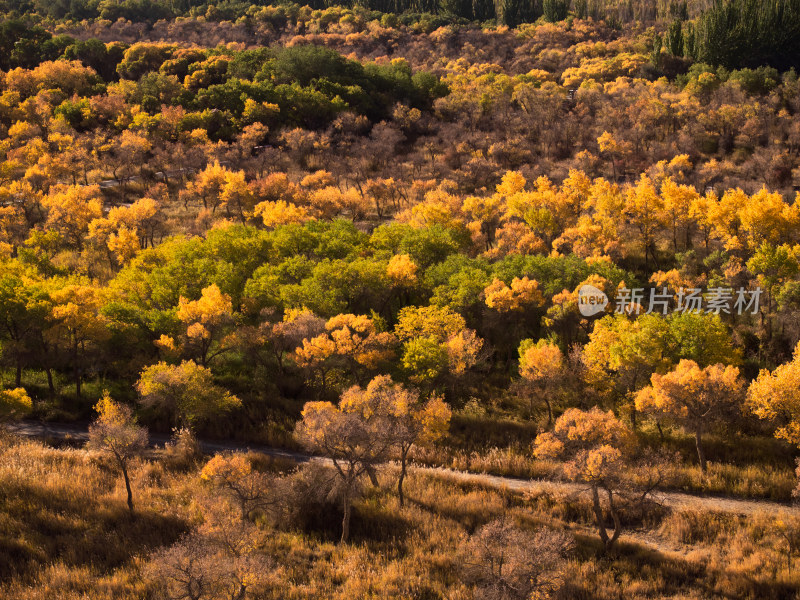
[162,427,202,471]
[274,462,347,533]
[145,498,279,600]
[460,517,574,600]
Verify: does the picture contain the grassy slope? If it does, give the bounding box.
[0,433,798,599]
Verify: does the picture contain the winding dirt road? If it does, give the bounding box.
[8,420,799,519]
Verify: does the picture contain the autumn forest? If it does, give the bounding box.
[2,0,800,599]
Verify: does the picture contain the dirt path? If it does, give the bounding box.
[8,421,799,519]
[424,466,800,517]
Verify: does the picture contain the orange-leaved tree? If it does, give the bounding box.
[534,408,635,552]
[748,342,800,448]
[340,375,451,507]
[517,338,564,427]
[293,313,395,393]
[636,360,744,472]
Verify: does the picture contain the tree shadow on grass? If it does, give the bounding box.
[405,493,496,533]
[568,533,799,600]
[0,478,188,582]
[348,501,413,546]
[292,496,413,547]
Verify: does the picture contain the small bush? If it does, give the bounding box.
[161,428,201,471]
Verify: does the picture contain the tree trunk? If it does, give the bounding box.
[121,462,134,513]
[591,484,609,547]
[398,448,408,508]
[341,489,351,544]
[366,465,379,487]
[606,487,621,550]
[695,427,707,472]
[543,395,553,429]
[45,367,55,396]
[73,338,81,399]
[15,359,22,387]
[233,585,247,600]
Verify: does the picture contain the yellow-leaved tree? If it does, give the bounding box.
[748,342,800,448]
[483,276,543,313]
[518,339,564,427]
[386,254,418,288]
[660,177,699,253]
[623,174,664,270]
[173,284,235,367]
[636,360,744,472]
[394,305,482,387]
[340,375,451,507]
[0,387,32,421]
[534,408,635,552]
[136,360,241,431]
[48,283,110,398]
[88,391,148,513]
[41,184,103,251]
[187,161,228,213]
[254,200,314,228]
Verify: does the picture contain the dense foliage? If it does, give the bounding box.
[3,2,800,598]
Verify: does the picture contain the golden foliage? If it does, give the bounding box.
[749,342,800,446]
[386,254,418,286]
[483,276,543,312]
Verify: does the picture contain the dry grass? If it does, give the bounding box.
[413,434,796,502]
[0,433,191,599]
[0,434,798,599]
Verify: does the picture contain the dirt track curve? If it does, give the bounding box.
[8,420,799,519]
